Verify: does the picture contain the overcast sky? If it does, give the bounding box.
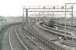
[0,0,75,17]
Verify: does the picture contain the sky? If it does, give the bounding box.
[0,0,75,17]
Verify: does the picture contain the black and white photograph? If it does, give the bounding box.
[0,0,76,50]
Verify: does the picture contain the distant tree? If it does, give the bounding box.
[0,16,7,27]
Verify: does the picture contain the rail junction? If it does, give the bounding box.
[1,3,76,50]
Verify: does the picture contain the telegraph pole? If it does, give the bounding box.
[26,8,28,25]
[22,8,25,28]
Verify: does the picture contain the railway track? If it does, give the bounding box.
[7,22,73,50]
[15,26,40,50]
[10,24,48,50]
[38,22,75,39]
[34,21,76,50]
[23,23,64,50]
[20,25,51,50]
[8,23,43,50]
[8,24,28,50]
